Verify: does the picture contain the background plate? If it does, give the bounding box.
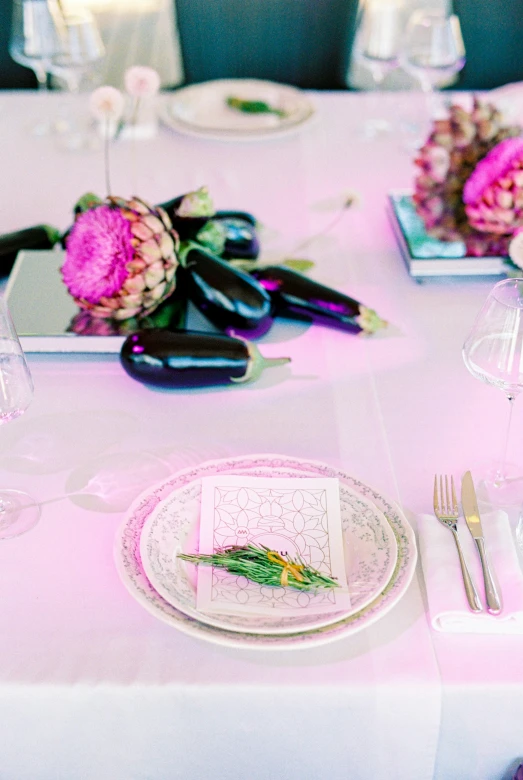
[159,79,315,141]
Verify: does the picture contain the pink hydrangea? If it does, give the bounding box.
[62,205,133,303]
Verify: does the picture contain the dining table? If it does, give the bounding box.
[0,87,522,780]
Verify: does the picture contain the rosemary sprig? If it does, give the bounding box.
[226,96,287,118]
[178,544,339,591]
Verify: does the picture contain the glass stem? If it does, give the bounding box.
[34,66,48,90]
[498,394,516,482]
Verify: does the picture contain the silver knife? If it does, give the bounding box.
[461,471,503,614]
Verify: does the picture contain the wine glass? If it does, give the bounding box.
[462,278,523,506]
[48,9,105,150]
[400,10,465,121]
[0,298,40,539]
[352,0,405,137]
[48,9,105,93]
[9,0,66,134]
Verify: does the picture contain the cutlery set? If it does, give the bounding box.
[433,471,503,614]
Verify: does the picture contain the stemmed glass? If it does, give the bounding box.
[400,10,465,125]
[352,0,405,137]
[462,278,523,506]
[48,9,105,150]
[48,9,105,93]
[9,0,65,134]
[0,298,40,539]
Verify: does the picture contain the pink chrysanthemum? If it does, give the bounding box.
[61,196,179,320]
[62,206,133,303]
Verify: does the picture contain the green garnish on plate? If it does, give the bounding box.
[178,543,339,591]
[226,96,287,118]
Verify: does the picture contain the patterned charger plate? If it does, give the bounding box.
[139,470,398,635]
[114,454,417,651]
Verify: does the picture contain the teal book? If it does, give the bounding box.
[387,191,507,279]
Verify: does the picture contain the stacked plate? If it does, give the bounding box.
[114,454,417,650]
[159,79,315,141]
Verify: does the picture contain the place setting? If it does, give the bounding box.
[419,469,523,634]
[158,78,316,141]
[113,453,418,650]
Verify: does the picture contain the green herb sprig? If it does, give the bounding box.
[178,543,339,591]
[226,96,287,118]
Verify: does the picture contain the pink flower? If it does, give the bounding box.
[463,136,523,205]
[62,206,133,303]
[89,86,125,122]
[124,66,161,97]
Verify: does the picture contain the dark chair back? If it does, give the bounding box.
[174,0,359,89]
[0,0,38,88]
[453,0,523,89]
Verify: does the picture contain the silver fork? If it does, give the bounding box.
[433,475,483,613]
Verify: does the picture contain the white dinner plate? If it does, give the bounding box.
[159,79,315,141]
[114,455,417,650]
[139,471,398,635]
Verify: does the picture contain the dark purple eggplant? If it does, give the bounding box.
[215,210,257,226]
[0,225,62,277]
[219,216,260,260]
[157,194,212,241]
[120,329,290,388]
[182,245,273,336]
[157,196,259,258]
[251,266,387,335]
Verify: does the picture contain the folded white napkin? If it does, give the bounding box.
[418,510,523,633]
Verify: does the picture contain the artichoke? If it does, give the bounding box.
[61,196,179,320]
[413,97,521,256]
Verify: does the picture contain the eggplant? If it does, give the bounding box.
[157,194,211,241]
[250,266,387,335]
[215,210,257,227]
[158,196,259,259]
[0,225,62,277]
[120,329,290,388]
[182,245,273,336]
[218,216,260,260]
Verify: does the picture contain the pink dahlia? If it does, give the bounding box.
[62,196,179,320]
[463,136,523,234]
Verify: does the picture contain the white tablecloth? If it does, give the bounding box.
[0,90,522,780]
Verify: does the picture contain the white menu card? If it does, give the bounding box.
[196,475,351,617]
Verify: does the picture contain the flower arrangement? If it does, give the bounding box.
[413,97,523,267]
[61,195,179,320]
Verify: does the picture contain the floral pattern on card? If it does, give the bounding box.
[197,476,352,617]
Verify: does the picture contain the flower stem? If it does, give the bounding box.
[292,195,356,254]
[104,117,111,196]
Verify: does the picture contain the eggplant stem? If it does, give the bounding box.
[230,335,291,384]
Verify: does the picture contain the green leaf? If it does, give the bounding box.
[42,225,63,245]
[74,192,102,213]
[226,96,286,118]
[228,258,259,272]
[176,186,215,218]
[282,258,315,273]
[196,219,227,255]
